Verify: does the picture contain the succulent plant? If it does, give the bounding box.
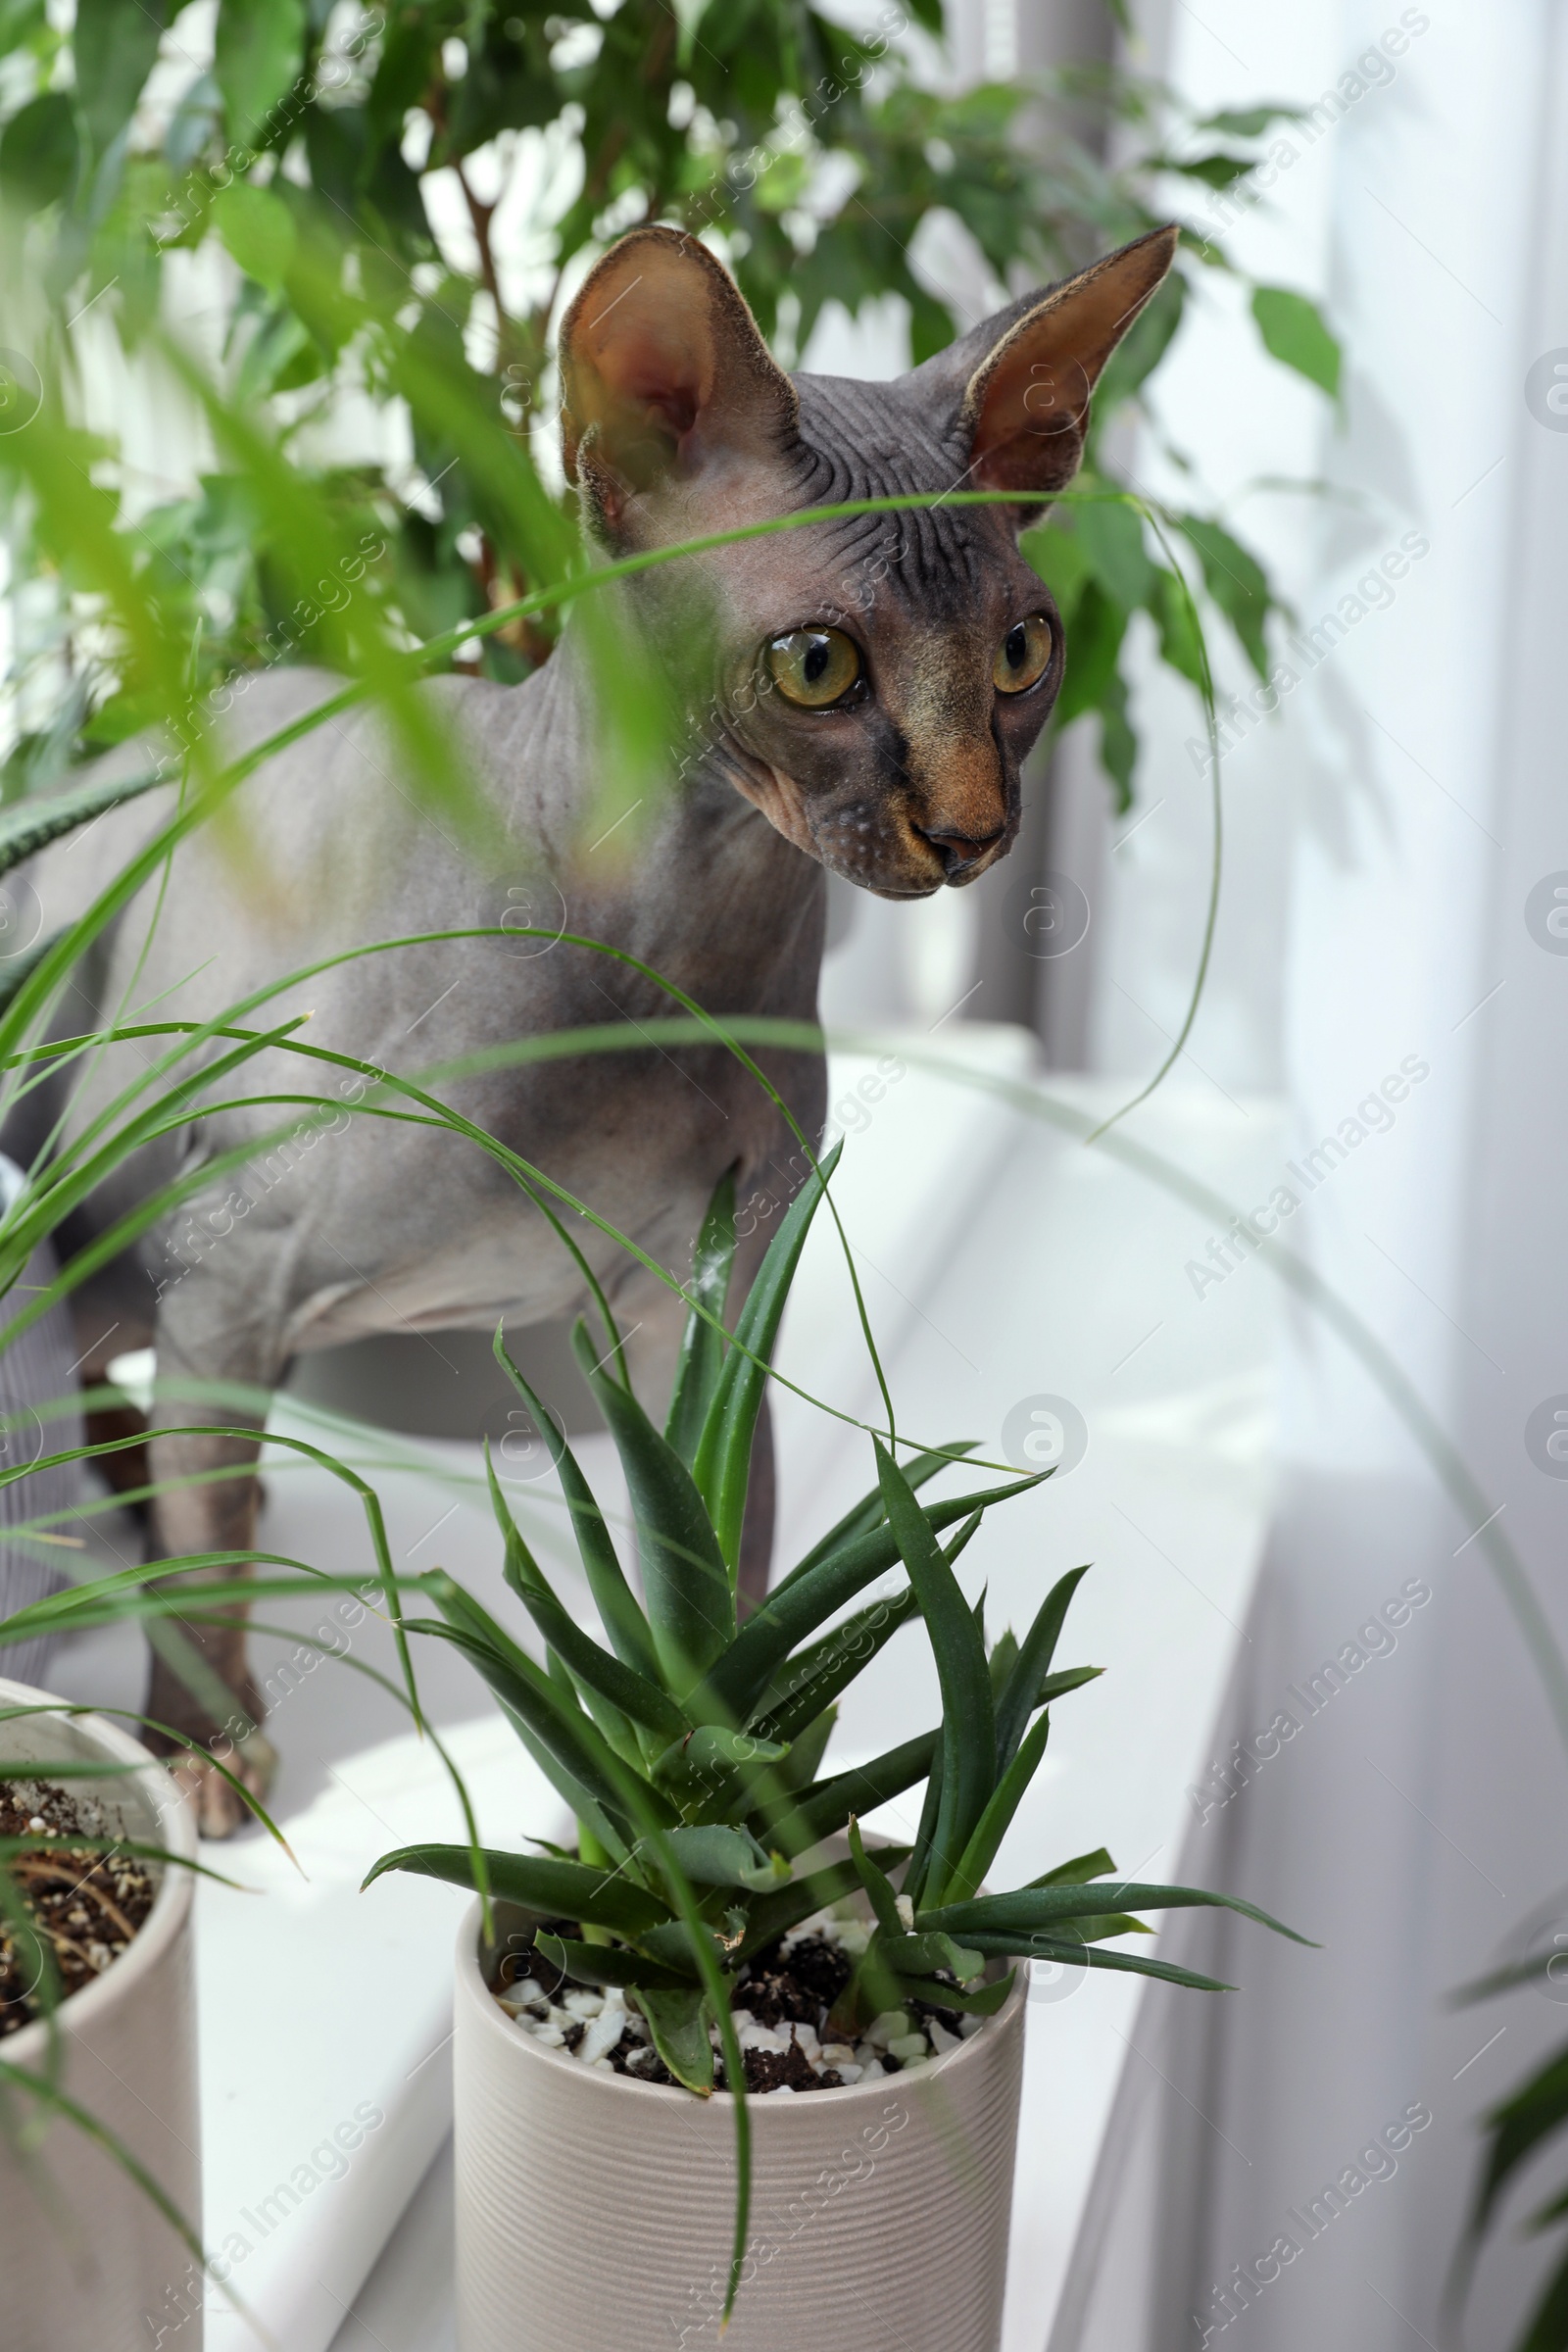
[366,1152,1306,2098]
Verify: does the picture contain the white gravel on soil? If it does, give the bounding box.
[493,1905,990,2091]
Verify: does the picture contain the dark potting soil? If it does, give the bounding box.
[738,1933,854,2031]
[0,1781,157,2036]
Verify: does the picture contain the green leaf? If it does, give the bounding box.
[777,1440,978,1594]
[760,1735,939,1857]
[1052,578,1129,727]
[1179,516,1273,680]
[892,1967,1014,2016]
[994,1565,1088,1773]
[0,93,79,211]
[704,1474,1041,1727]
[419,1578,676,1839]
[640,1987,715,2094]
[362,1844,670,1936]
[214,0,307,151]
[1199,104,1304,136]
[534,1934,694,1992]
[1099,670,1137,813]
[943,1704,1053,1907]
[751,1585,920,1746]
[1020,521,1091,630]
[573,1321,734,1690]
[1467,2043,1568,2244]
[1250,285,1341,399]
[920,1881,1313,1944]
[74,0,169,158]
[879,1931,984,1982]
[486,1451,688,1745]
[211,182,296,293]
[652,1723,791,1788]
[660,1825,789,1892]
[1029,1846,1114,1888]
[962,1936,1235,1993]
[876,1441,994,1907]
[1075,497,1154,614]
[1153,564,1207,688]
[664,1170,736,1468]
[691,1141,843,1572]
[734,1846,912,1965]
[492,1329,660,1685]
[849,1817,903,1937]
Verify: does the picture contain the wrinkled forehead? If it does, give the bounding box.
[785,371,1004,610]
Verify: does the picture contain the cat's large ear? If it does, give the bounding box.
[947,224,1179,509]
[559,226,799,531]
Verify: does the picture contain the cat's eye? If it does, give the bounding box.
[764,627,863,709]
[994,613,1054,695]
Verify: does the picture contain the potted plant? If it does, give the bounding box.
[365,1153,1305,2350]
[0,1677,204,2351]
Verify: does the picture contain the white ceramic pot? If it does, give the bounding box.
[0,1676,201,2352]
[454,1896,1026,2352]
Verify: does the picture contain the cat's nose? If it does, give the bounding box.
[914,820,1005,876]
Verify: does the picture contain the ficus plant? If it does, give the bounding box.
[0,0,1340,810]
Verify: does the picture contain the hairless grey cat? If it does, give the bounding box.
[9,220,1174,1833]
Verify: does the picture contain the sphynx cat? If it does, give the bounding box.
[10,221,1175,1833]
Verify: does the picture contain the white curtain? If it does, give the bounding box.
[1049,0,1568,2343]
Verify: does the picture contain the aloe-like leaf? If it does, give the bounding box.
[492,1328,661,1683]
[660,1824,789,1892]
[690,1141,843,1571]
[419,1577,677,1836]
[941,1706,1054,1909]
[988,1627,1020,1698]
[653,1723,790,1789]
[733,1845,912,1965]
[773,1438,979,1598]
[639,1986,715,2094]
[958,1934,1236,1994]
[1074,1914,1152,1941]
[876,1440,994,1905]
[664,1170,736,1468]
[994,1565,1089,1773]
[878,1930,985,1982]
[849,1817,903,1937]
[572,1321,734,1689]
[770,1702,836,1795]
[892,1967,1014,2017]
[756,1733,938,1857]
[751,1585,921,1745]
[0,762,165,875]
[361,1843,670,1935]
[534,1933,694,1992]
[698,1475,1041,1726]
[1466,2043,1568,2245]
[1029,1846,1115,1888]
[486,1450,688,1744]
[904,1737,946,1907]
[920,1881,1313,1945]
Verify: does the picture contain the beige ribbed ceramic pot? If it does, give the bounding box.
[0,1676,200,2352]
[454,1896,1026,2352]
